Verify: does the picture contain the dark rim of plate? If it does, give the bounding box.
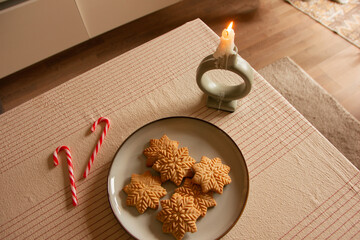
[107,116,250,240]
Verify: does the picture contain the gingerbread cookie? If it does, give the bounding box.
[192,156,231,194]
[175,178,216,217]
[157,193,201,240]
[123,171,167,213]
[143,134,179,167]
[152,145,196,186]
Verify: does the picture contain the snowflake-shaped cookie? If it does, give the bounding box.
[192,156,231,194]
[175,178,216,217]
[143,134,179,167]
[153,145,196,186]
[157,193,201,240]
[123,171,167,213]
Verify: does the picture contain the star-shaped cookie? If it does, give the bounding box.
[192,156,231,194]
[152,145,196,186]
[123,171,167,214]
[175,178,216,217]
[143,134,179,167]
[157,193,201,240]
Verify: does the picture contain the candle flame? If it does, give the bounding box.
[227,21,233,31]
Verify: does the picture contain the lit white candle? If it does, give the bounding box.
[213,22,236,58]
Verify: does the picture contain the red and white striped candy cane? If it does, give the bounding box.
[83,117,110,178]
[53,146,78,206]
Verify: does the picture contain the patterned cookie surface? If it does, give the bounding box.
[153,145,196,186]
[143,135,179,167]
[157,193,201,240]
[123,171,167,213]
[175,178,216,217]
[192,156,231,194]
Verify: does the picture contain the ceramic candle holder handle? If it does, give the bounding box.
[196,53,253,112]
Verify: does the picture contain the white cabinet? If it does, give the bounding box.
[75,0,180,38]
[0,0,180,79]
[0,0,89,79]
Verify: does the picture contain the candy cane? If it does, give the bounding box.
[53,146,78,206]
[83,117,110,178]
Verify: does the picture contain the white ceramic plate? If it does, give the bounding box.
[108,117,249,239]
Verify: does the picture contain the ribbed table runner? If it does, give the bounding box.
[0,19,359,239]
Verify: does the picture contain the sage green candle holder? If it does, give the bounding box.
[196,48,253,112]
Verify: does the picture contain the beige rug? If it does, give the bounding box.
[286,0,360,48]
[259,57,360,169]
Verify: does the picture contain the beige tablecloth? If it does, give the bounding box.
[0,19,359,239]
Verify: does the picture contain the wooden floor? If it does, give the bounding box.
[0,0,359,120]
